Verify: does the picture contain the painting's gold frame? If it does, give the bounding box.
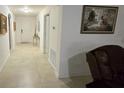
[0,13,7,35]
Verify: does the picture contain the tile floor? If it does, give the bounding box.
[0,43,92,88]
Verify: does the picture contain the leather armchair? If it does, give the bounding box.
[86,45,124,88]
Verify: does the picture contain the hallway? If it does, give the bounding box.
[0,43,92,88]
[0,43,63,87]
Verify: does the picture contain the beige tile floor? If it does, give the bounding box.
[0,43,92,88]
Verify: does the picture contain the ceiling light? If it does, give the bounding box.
[20,6,32,13]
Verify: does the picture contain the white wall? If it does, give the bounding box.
[0,5,15,71]
[37,7,50,53]
[15,16,36,43]
[9,12,16,51]
[37,6,62,76]
[49,6,62,76]
[59,5,124,78]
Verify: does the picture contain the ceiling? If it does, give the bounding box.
[8,5,46,16]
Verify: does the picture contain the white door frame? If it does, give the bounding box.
[8,13,12,51]
[43,14,50,54]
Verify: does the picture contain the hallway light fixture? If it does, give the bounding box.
[20,6,32,13]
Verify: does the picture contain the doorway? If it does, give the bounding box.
[44,14,50,54]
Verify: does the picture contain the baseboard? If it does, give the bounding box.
[0,53,10,72]
[58,73,70,79]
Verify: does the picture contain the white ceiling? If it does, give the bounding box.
[8,5,46,16]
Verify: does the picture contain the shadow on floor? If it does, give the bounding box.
[59,76,92,88]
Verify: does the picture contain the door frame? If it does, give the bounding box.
[43,14,50,54]
[8,13,12,51]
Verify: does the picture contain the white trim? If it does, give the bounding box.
[43,14,50,54]
[58,73,70,79]
[48,57,59,78]
[0,54,10,72]
[48,57,56,70]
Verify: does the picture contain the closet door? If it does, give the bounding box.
[16,16,35,43]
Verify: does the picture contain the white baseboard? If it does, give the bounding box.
[58,73,70,79]
[0,54,10,72]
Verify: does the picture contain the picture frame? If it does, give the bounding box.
[80,5,118,34]
[0,13,7,35]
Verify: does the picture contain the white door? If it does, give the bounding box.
[21,20,33,43]
[16,16,36,43]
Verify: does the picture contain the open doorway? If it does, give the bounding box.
[44,14,50,54]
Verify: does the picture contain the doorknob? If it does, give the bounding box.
[21,29,23,33]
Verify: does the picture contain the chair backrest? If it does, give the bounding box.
[86,45,124,81]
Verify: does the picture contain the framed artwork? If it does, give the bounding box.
[80,5,118,34]
[0,13,7,35]
[13,21,16,31]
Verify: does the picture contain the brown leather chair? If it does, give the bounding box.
[86,45,124,88]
